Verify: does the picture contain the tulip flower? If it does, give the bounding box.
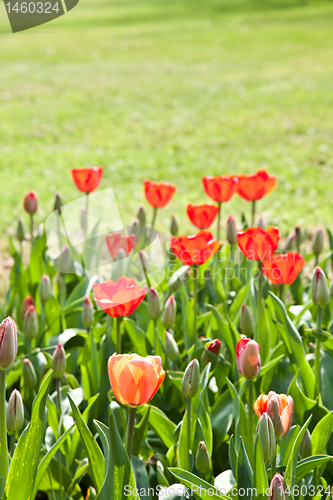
[312,226,324,265]
[23,305,38,341]
[136,205,146,226]
[186,203,219,230]
[108,353,165,458]
[256,413,276,466]
[52,344,66,378]
[165,331,179,362]
[6,389,24,436]
[82,297,94,329]
[105,232,137,259]
[226,215,237,245]
[195,441,211,474]
[39,274,52,304]
[16,217,26,245]
[93,277,147,352]
[161,295,177,329]
[55,244,74,274]
[254,392,294,440]
[0,317,18,372]
[240,305,254,336]
[71,166,103,193]
[262,252,305,291]
[237,169,277,225]
[312,266,329,396]
[23,358,37,389]
[295,226,302,253]
[23,190,38,215]
[53,193,62,211]
[202,175,238,240]
[299,429,312,459]
[144,180,176,229]
[170,214,179,236]
[269,474,287,500]
[182,359,200,471]
[201,339,221,369]
[21,296,34,319]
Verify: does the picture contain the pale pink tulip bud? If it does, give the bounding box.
[52,344,66,378]
[165,331,179,361]
[23,305,38,340]
[161,296,177,329]
[82,297,94,328]
[148,287,161,320]
[21,296,34,319]
[6,389,24,435]
[240,305,254,336]
[269,473,287,500]
[226,215,237,245]
[23,358,37,389]
[39,274,51,304]
[0,317,18,371]
[284,232,296,252]
[236,338,261,379]
[312,266,330,308]
[312,226,324,257]
[23,190,38,214]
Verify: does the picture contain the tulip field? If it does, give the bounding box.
[0,165,333,500]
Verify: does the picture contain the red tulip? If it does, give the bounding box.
[186,203,219,229]
[237,226,279,261]
[171,230,220,266]
[93,276,146,317]
[202,176,238,203]
[21,296,34,319]
[71,166,103,193]
[236,337,261,379]
[254,392,294,440]
[144,180,176,208]
[237,169,277,201]
[105,233,137,259]
[23,191,38,214]
[207,339,221,356]
[262,252,305,285]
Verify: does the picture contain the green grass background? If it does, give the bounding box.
[1,0,333,237]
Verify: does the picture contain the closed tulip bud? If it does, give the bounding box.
[161,296,177,329]
[148,287,161,320]
[299,428,312,459]
[207,339,221,356]
[16,217,26,242]
[80,206,88,233]
[39,274,51,304]
[201,339,221,369]
[165,331,179,361]
[312,267,330,308]
[257,215,266,230]
[0,317,18,371]
[256,414,276,465]
[57,244,74,273]
[269,474,287,500]
[168,265,190,292]
[130,217,140,232]
[52,343,66,378]
[23,190,38,214]
[21,296,34,319]
[170,214,179,237]
[137,205,146,226]
[6,389,24,435]
[53,193,62,211]
[284,232,296,252]
[226,215,237,245]
[295,226,302,248]
[240,305,254,336]
[23,305,38,340]
[195,441,211,474]
[236,338,261,379]
[23,358,37,389]
[82,297,94,328]
[182,359,200,398]
[312,226,324,257]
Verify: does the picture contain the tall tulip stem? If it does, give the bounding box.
[0,370,8,492]
[315,307,323,396]
[153,319,157,355]
[30,214,34,251]
[186,397,192,471]
[116,317,122,353]
[248,379,254,465]
[217,202,222,242]
[271,450,276,479]
[126,407,136,460]
[9,434,15,458]
[193,265,198,340]
[258,261,263,347]
[55,377,64,500]
[151,207,158,230]
[85,192,89,237]
[251,201,256,227]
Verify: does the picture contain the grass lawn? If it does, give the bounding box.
[1,0,333,239]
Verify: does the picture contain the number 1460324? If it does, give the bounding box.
[5,2,60,13]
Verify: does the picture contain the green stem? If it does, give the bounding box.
[315,307,323,397]
[30,214,34,251]
[248,379,254,466]
[126,407,136,460]
[55,377,63,500]
[116,317,122,353]
[271,451,276,479]
[230,243,234,263]
[315,255,319,267]
[279,284,284,301]
[139,251,152,289]
[251,200,256,227]
[186,397,192,471]
[151,207,158,230]
[9,434,15,458]
[217,202,222,242]
[193,265,198,341]
[153,319,157,355]
[85,192,89,238]
[0,370,8,493]
[258,261,263,347]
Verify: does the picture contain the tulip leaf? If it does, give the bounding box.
[169,468,232,499]
[68,394,104,493]
[123,318,148,357]
[226,378,249,457]
[211,389,234,450]
[132,406,150,457]
[228,435,238,479]
[147,405,177,449]
[4,370,53,500]
[206,304,236,368]
[311,412,333,455]
[288,372,328,428]
[285,415,312,489]
[237,438,253,491]
[295,455,332,483]
[229,282,250,323]
[278,425,299,467]
[253,435,269,499]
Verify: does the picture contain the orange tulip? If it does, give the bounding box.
[71,167,103,193]
[202,176,238,203]
[186,203,219,229]
[108,353,165,407]
[105,233,137,259]
[171,230,220,266]
[262,252,305,285]
[144,180,176,208]
[254,392,294,440]
[237,169,277,201]
[93,276,146,317]
[237,226,279,261]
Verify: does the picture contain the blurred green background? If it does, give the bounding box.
[1,0,333,239]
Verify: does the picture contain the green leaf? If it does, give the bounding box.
[132,406,150,457]
[206,304,236,368]
[295,455,332,483]
[169,468,231,499]
[288,373,328,428]
[69,393,100,466]
[253,435,268,499]
[147,405,176,449]
[237,438,253,491]
[123,318,148,357]
[68,394,104,493]
[4,370,53,500]
[226,379,249,456]
[285,415,312,489]
[312,412,333,455]
[211,389,234,450]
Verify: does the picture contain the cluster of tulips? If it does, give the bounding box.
[2,164,332,499]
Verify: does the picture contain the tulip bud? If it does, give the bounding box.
[23,190,38,214]
[201,339,221,369]
[170,214,179,237]
[312,267,330,308]
[0,317,18,371]
[21,296,34,319]
[136,205,146,226]
[52,343,66,378]
[195,441,211,474]
[148,287,161,320]
[22,358,37,389]
[80,206,88,233]
[39,274,52,304]
[312,226,324,257]
[130,217,140,232]
[57,244,74,273]
[53,193,62,211]
[182,359,200,398]
[165,331,179,361]
[226,215,237,245]
[82,297,94,328]
[207,339,221,356]
[23,305,38,340]
[161,296,177,329]
[168,266,190,292]
[85,487,97,500]
[284,232,296,252]
[269,474,287,500]
[240,305,254,336]
[295,226,302,249]
[299,429,312,459]
[6,389,24,435]
[256,414,276,465]
[16,217,26,242]
[257,215,266,230]
[236,338,261,379]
